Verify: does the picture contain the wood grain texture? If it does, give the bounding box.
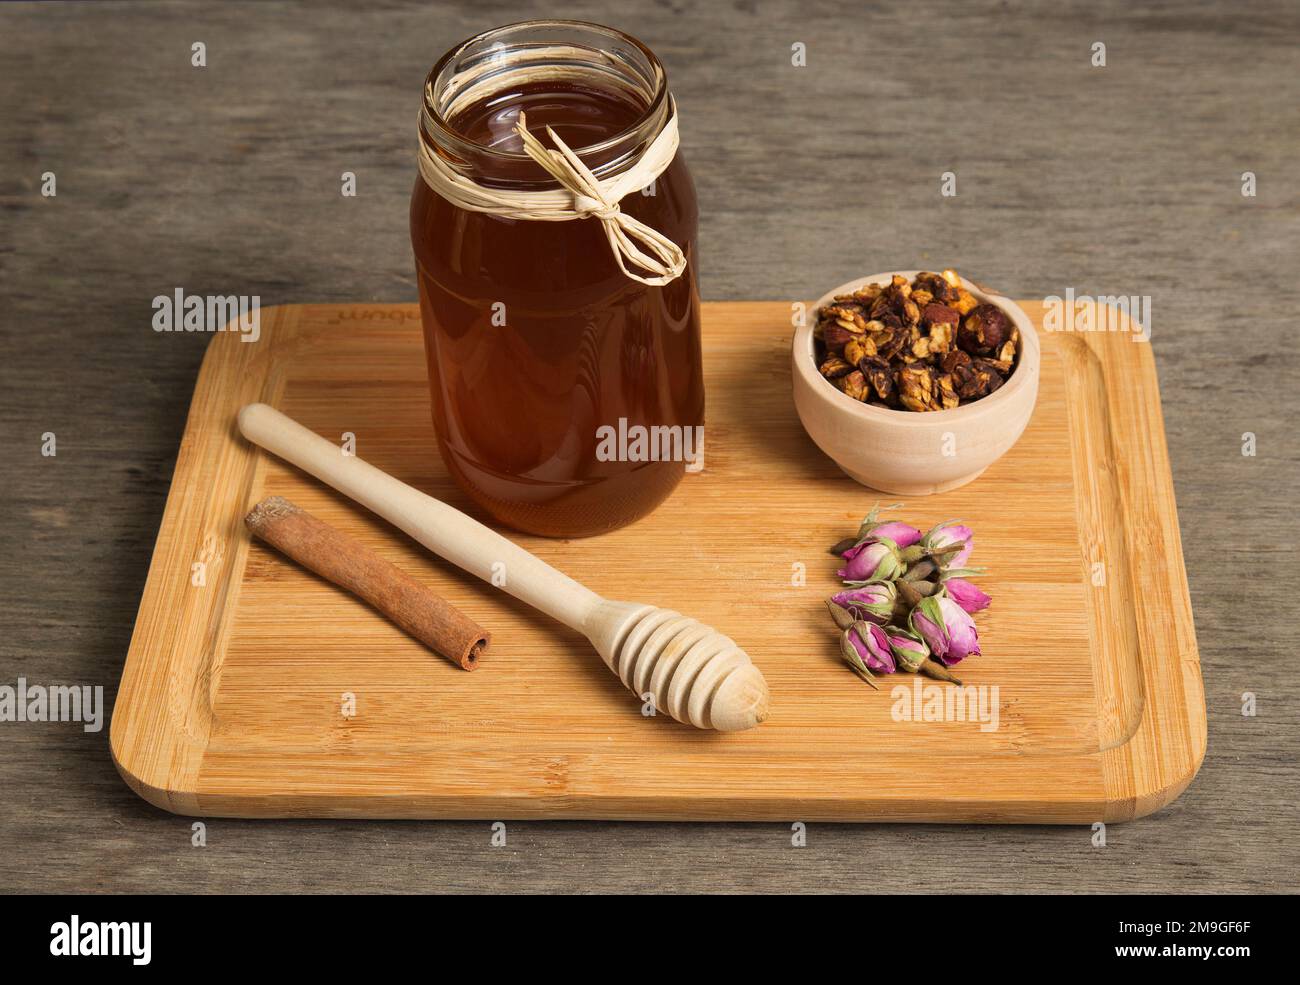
[108,302,1203,822]
[234,402,770,732]
[243,496,490,671]
[1,0,1296,892]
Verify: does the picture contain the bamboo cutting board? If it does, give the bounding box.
[110,302,1204,822]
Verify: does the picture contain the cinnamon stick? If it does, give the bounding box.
[244,496,489,670]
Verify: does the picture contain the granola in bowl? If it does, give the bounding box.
[814,270,1020,412]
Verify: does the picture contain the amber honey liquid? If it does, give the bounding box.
[411,81,702,537]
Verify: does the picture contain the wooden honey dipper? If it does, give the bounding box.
[238,404,770,732]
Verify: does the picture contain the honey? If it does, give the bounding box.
[411,23,702,537]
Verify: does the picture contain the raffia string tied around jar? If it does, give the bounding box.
[417,99,687,287]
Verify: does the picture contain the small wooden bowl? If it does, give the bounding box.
[791,271,1040,495]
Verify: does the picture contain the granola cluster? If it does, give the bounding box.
[814,270,1019,412]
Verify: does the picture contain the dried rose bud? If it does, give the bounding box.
[830,583,897,624]
[838,634,877,687]
[837,538,904,582]
[828,536,859,556]
[921,521,974,568]
[889,626,963,684]
[848,505,922,549]
[895,577,924,609]
[943,577,991,614]
[901,557,936,581]
[958,303,1014,357]
[868,521,921,548]
[910,596,982,666]
[842,621,897,679]
[886,626,929,673]
[825,599,857,631]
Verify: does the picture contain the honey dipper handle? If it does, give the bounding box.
[237,403,603,630]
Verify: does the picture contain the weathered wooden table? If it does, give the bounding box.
[1,0,1295,893]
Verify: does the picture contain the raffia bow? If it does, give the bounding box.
[417,100,687,287]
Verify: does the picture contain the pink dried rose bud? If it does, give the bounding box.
[846,505,922,551]
[886,627,930,674]
[841,622,897,685]
[867,521,923,549]
[920,520,974,568]
[830,583,896,625]
[837,538,904,583]
[888,626,964,685]
[943,577,991,614]
[909,595,981,666]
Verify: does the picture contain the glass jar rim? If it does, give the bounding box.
[420,19,670,173]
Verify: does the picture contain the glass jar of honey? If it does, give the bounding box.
[411,21,702,538]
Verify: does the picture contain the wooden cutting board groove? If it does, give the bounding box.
[110,302,1205,821]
